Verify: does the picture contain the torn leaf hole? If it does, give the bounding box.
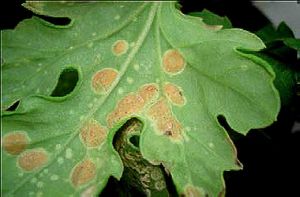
[217,115,234,132]
[51,68,78,97]
[217,115,241,140]
[6,100,20,111]
[35,14,72,27]
[129,135,140,148]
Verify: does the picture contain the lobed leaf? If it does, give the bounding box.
[1,2,280,196]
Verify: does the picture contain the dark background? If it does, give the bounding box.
[1,0,299,196]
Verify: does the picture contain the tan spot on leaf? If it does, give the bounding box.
[80,119,107,148]
[182,185,204,197]
[92,68,118,94]
[148,99,183,141]
[107,83,158,127]
[2,131,30,155]
[71,159,96,187]
[112,40,128,56]
[162,49,185,74]
[164,83,186,106]
[18,149,48,171]
[138,84,159,103]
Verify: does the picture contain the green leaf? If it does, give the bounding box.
[256,22,293,43]
[283,38,300,51]
[255,22,299,69]
[256,22,300,52]
[2,2,280,197]
[189,9,232,29]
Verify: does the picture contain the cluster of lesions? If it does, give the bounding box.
[2,131,49,172]
[91,39,130,95]
[66,119,109,192]
[147,48,187,142]
[103,47,188,142]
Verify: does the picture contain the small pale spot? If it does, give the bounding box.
[133,63,140,71]
[126,77,134,84]
[31,177,37,184]
[36,191,43,197]
[240,65,248,71]
[71,159,96,187]
[120,5,124,8]
[57,157,64,165]
[81,185,96,197]
[36,181,44,188]
[18,148,48,171]
[18,172,24,177]
[185,126,191,132]
[80,116,85,121]
[87,42,93,48]
[117,88,124,95]
[50,174,59,181]
[88,103,93,108]
[112,40,128,56]
[36,89,40,94]
[29,191,34,196]
[65,148,73,159]
[91,68,118,94]
[68,46,74,50]
[43,169,49,174]
[55,144,62,150]
[3,131,30,155]
[114,15,120,20]
[69,110,74,115]
[208,142,214,148]
[162,49,186,74]
[92,32,96,36]
[129,42,135,47]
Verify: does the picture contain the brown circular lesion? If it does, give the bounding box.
[80,119,107,148]
[112,40,129,56]
[147,99,183,141]
[71,159,96,187]
[162,49,186,74]
[91,68,118,94]
[17,148,48,171]
[163,82,186,106]
[2,131,30,155]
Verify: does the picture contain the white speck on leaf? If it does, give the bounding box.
[65,148,73,159]
[50,174,59,181]
[36,181,44,188]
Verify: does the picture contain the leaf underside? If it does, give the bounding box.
[1,2,280,197]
